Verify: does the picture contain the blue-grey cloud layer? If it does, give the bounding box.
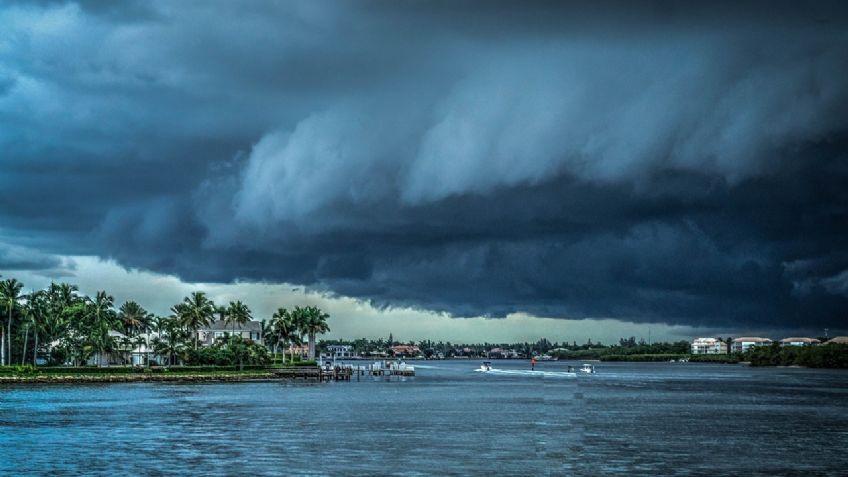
[2,0,847,329]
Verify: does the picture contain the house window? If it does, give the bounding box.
[214,332,225,339]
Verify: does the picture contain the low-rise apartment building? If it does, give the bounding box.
[731,337,772,353]
[691,337,728,354]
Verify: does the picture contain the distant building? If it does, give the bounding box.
[731,337,772,353]
[288,344,309,358]
[197,320,263,346]
[824,336,848,345]
[391,345,421,357]
[691,338,728,354]
[326,345,355,359]
[779,337,821,347]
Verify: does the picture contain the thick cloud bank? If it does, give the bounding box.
[1,1,847,329]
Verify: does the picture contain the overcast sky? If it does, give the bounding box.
[1,1,847,341]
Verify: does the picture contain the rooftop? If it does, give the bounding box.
[780,337,820,343]
[825,336,848,345]
[732,337,772,343]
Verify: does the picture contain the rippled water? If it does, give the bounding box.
[2,361,847,475]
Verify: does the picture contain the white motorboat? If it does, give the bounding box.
[480,361,492,371]
[566,364,596,374]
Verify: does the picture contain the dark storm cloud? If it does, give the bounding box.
[0,241,75,275]
[1,0,847,329]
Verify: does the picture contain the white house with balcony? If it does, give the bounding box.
[731,337,772,353]
[326,345,356,359]
[691,337,728,354]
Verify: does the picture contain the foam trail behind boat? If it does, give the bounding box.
[476,368,576,378]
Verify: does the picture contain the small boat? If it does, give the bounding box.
[578,364,595,374]
[480,361,492,372]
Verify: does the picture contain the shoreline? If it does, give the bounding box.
[0,372,274,384]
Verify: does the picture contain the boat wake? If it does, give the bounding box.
[475,368,577,378]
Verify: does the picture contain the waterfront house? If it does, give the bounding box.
[691,337,728,354]
[327,345,356,359]
[87,330,156,366]
[824,336,848,345]
[390,345,421,357]
[779,337,821,347]
[288,344,309,358]
[197,320,262,346]
[731,337,772,353]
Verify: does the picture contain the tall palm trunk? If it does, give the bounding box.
[21,324,29,365]
[309,333,316,360]
[1,327,4,366]
[33,329,38,366]
[7,307,12,365]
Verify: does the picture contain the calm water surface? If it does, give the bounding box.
[2,361,847,476]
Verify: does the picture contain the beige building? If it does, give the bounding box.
[824,336,848,345]
[691,337,728,354]
[779,337,821,347]
[731,337,772,353]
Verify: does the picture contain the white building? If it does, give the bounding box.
[326,345,355,359]
[780,337,820,347]
[691,337,728,354]
[197,320,263,346]
[731,337,772,353]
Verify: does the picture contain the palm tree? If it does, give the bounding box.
[26,290,48,366]
[89,291,117,366]
[152,318,189,365]
[0,278,24,366]
[174,292,216,350]
[289,306,310,360]
[299,305,330,360]
[118,301,151,338]
[270,307,297,362]
[152,315,169,340]
[225,300,252,336]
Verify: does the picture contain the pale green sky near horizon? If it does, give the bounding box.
[4,256,782,344]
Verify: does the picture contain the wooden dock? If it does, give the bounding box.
[270,366,353,381]
[268,364,415,382]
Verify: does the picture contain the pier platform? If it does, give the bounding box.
[268,363,415,381]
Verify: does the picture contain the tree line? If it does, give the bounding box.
[0,277,330,368]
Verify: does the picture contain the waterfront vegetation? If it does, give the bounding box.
[0,276,330,373]
[746,342,848,368]
[1,276,846,381]
[318,335,846,367]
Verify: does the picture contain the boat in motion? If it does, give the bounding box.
[564,364,596,374]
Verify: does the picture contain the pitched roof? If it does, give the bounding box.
[732,337,772,343]
[780,337,820,343]
[692,337,722,343]
[825,336,848,345]
[199,320,262,332]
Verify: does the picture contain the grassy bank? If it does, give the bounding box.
[0,371,274,383]
[0,365,282,383]
[599,353,742,363]
[601,354,688,362]
[688,354,743,364]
